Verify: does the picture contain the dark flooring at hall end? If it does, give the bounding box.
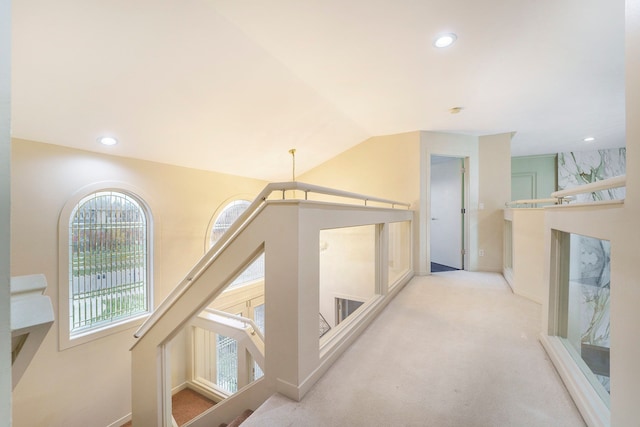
[431,262,459,273]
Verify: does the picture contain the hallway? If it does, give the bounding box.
[244,271,586,426]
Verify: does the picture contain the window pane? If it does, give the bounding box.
[253,360,264,382]
[210,200,264,288]
[210,200,251,247]
[69,191,149,334]
[319,225,376,339]
[216,334,238,394]
[253,303,265,336]
[558,232,611,403]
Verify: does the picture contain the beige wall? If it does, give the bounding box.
[300,131,422,269]
[1,0,11,424]
[478,133,512,271]
[300,131,421,204]
[301,130,512,275]
[10,139,266,427]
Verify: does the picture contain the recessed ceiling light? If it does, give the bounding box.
[583,137,596,142]
[434,33,457,48]
[449,106,463,114]
[98,136,118,146]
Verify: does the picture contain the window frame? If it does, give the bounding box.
[551,230,611,405]
[204,196,254,252]
[58,183,155,350]
[205,196,264,289]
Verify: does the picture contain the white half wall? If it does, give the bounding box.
[504,208,545,304]
[539,2,639,424]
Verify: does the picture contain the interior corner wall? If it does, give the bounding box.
[0,0,11,424]
[10,139,267,427]
[299,131,422,268]
[477,133,511,272]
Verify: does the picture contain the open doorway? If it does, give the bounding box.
[430,155,466,272]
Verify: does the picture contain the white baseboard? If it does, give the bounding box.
[539,334,610,427]
[107,413,131,427]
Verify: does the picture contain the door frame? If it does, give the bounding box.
[428,154,467,270]
[426,154,470,274]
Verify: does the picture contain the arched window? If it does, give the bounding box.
[65,190,152,340]
[209,200,251,248]
[209,199,263,288]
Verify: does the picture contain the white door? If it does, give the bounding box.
[430,156,463,269]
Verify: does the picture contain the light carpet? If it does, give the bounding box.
[243,271,586,426]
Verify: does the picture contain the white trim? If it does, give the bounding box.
[58,181,157,350]
[540,335,610,427]
[106,413,131,427]
[204,195,255,253]
[421,140,477,274]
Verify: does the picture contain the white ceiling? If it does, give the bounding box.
[11,0,625,181]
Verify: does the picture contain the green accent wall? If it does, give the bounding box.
[511,154,557,201]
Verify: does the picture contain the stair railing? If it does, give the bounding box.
[135,182,409,340]
[131,182,413,427]
[190,308,264,397]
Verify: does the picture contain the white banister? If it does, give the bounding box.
[273,181,411,208]
[134,182,409,340]
[551,175,626,199]
[191,308,265,383]
[201,308,265,342]
[131,183,414,426]
[505,175,626,208]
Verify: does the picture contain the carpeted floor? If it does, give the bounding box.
[242,271,587,426]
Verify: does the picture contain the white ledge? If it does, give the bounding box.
[506,198,558,206]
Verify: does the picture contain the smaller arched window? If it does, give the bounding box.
[65,190,152,340]
[209,199,263,288]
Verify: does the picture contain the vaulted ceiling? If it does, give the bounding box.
[11,0,625,180]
